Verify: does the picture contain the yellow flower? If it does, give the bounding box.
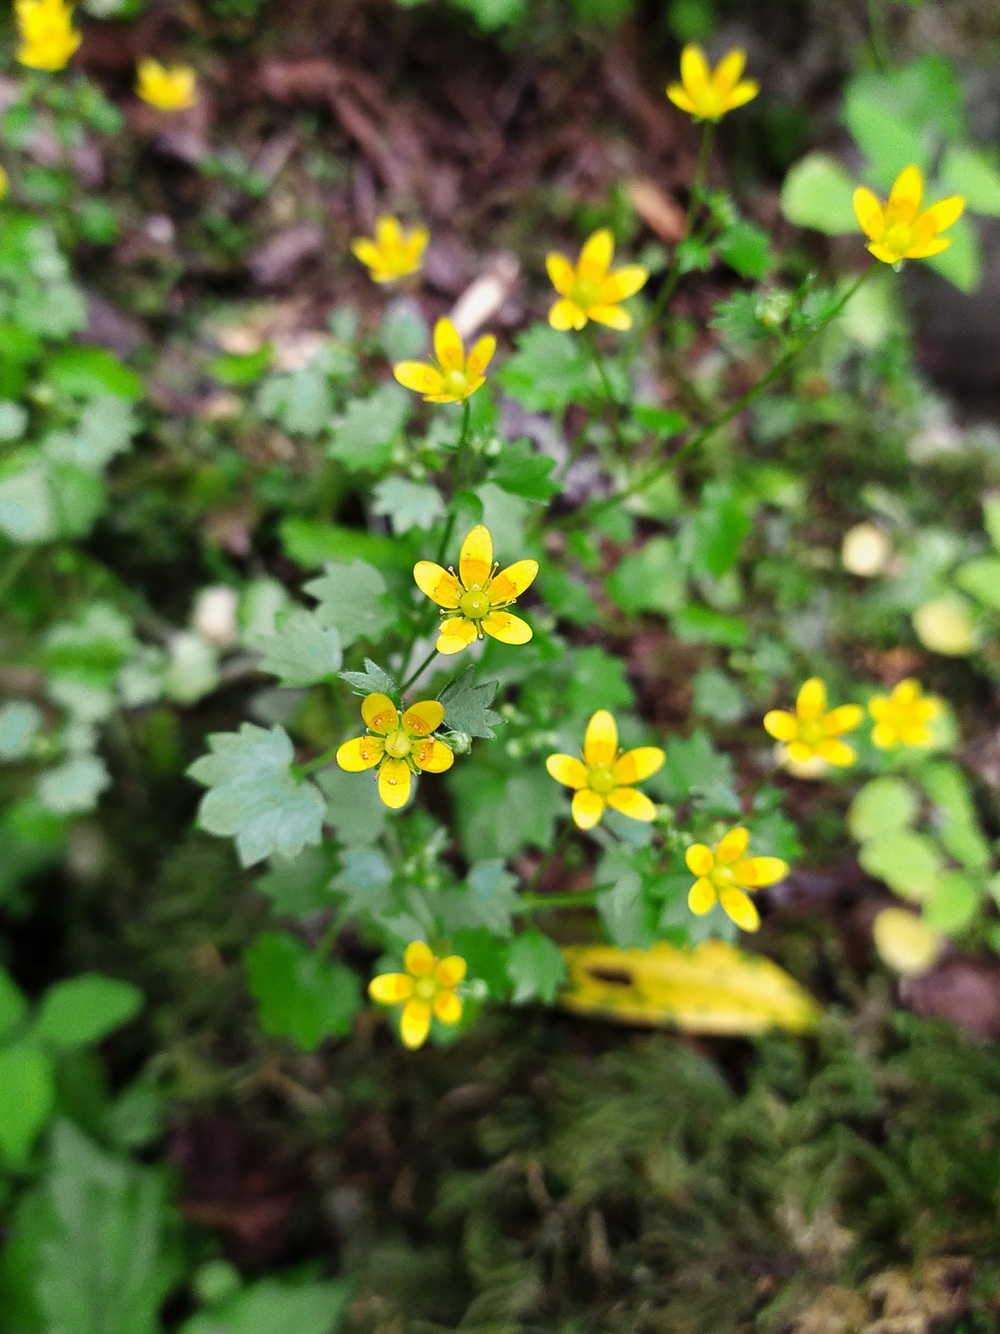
[414,524,537,655]
[0,165,8,200]
[763,678,864,768]
[15,0,81,72]
[872,907,941,977]
[336,694,454,809]
[868,679,943,750]
[351,214,428,284]
[666,45,758,122]
[546,710,663,830]
[369,941,467,1049]
[136,57,198,112]
[545,228,648,332]
[685,827,788,932]
[394,317,495,404]
[853,165,964,265]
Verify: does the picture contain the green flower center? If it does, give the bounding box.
[571,278,601,311]
[460,589,489,619]
[384,729,412,759]
[798,720,824,746]
[711,865,736,891]
[414,976,437,1000]
[587,764,616,796]
[444,369,468,397]
[883,223,915,257]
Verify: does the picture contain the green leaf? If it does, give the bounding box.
[954,556,1000,610]
[923,870,981,934]
[858,830,943,901]
[256,362,333,436]
[632,404,687,437]
[506,930,567,1004]
[36,756,111,814]
[0,700,43,760]
[780,152,859,234]
[371,476,445,532]
[209,343,273,386]
[0,458,56,543]
[338,657,397,699]
[672,605,747,647]
[465,860,520,936]
[317,767,388,845]
[659,730,736,806]
[328,383,408,473]
[939,144,1000,217]
[46,347,143,401]
[848,777,919,843]
[188,724,326,867]
[2,1120,178,1334]
[691,669,746,724]
[596,849,654,949]
[718,220,773,279]
[0,967,27,1042]
[304,560,394,649]
[256,846,340,918]
[681,481,751,579]
[279,517,403,570]
[606,537,686,616]
[561,646,634,715]
[179,1277,353,1334]
[256,608,343,687]
[65,397,137,470]
[919,761,991,870]
[450,769,561,861]
[438,667,504,739]
[498,325,590,412]
[0,400,28,440]
[0,1043,54,1165]
[925,214,980,293]
[983,496,1000,552]
[491,438,560,502]
[245,931,361,1052]
[33,975,143,1050]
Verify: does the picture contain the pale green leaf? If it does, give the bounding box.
[256,608,343,687]
[780,153,859,235]
[304,560,394,649]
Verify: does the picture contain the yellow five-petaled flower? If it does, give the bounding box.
[369,941,467,1050]
[415,524,538,656]
[853,165,964,265]
[394,317,495,404]
[351,214,429,284]
[546,228,648,332]
[336,694,454,809]
[666,45,759,122]
[547,709,664,830]
[868,678,943,750]
[763,678,864,768]
[136,57,198,112]
[15,0,81,72]
[685,827,788,932]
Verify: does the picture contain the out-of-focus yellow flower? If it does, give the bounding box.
[394,317,495,403]
[414,524,537,655]
[15,0,81,72]
[853,165,964,265]
[763,678,864,768]
[0,165,8,200]
[545,228,648,332]
[912,596,976,656]
[351,214,428,283]
[685,827,788,932]
[336,694,454,809]
[135,57,198,111]
[546,710,663,830]
[868,679,943,750]
[666,44,758,122]
[369,941,467,1049]
[872,907,941,977]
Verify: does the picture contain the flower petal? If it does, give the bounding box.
[852,187,885,240]
[546,754,589,789]
[920,195,965,235]
[369,972,414,1004]
[786,741,819,766]
[489,559,538,603]
[816,738,856,766]
[796,678,828,722]
[588,304,633,330]
[351,238,382,268]
[685,844,715,876]
[886,164,923,226]
[435,955,467,987]
[362,693,398,733]
[375,215,402,247]
[583,709,618,767]
[823,704,864,735]
[613,747,664,785]
[715,827,750,864]
[394,361,445,397]
[867,242,905,264]
[402,700,445,736]
[433,989,463,1025]
[571,788,606,830]
[733,856,788,888]
[607,787,657,821]
[688,877,716,915]
[413,737,454,773]
[378,757,413,808]
[579,228,614,282]
[459,524,494,590]
[598,265,649,303]
[723,80,758,111]
[404,941,435,975]
[549,298,587,330]
[762,709,798,741]
[433,317,465,372]
[414,561,462,608]
[666,84,698,115]
[467,334,497,379]
[871,721,898,750]
[719,887,760,932]
[400,998,432,1049]
[902,236,951,259]
[336,735,385,771]
[481,610,533,645]
[679,43,710,98]
[436,617,478,655]
[546,252,576,296]
[712,47,746,93]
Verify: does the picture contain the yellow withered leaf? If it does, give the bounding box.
[559,940,819,1036]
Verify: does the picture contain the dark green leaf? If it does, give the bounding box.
[506,931,567,1004]
[338,658,397,699]
[245,931,361,1052]
[491,438,560,502]
[438,667,504,739]
[33,975,143,1050]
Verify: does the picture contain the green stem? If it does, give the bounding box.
[574,265,875,525]
[867,0,891,72]
[522,822,574,898]
[399,645,439,694]
[583,326,626,455]
[0,548,31,603]
[518,888,603,913]
[295,746,340,778]
[434,398,473,567]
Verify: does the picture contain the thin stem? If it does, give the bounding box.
[583,326,626,455]
[295,746,341,778]
[867,0,891,72]
[0,548,31,603]
[399,645,439,694]
[518,888,604,913]
[572,265,875,525]
[434,398,473,567]
[522,822,574,898]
